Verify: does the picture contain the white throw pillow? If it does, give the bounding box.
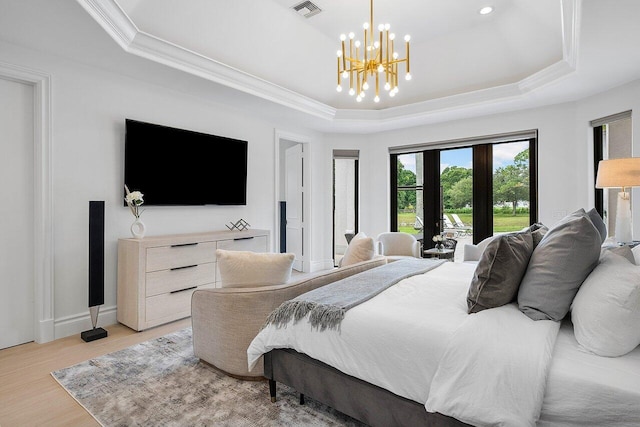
[462,235,496,262]
[571,250,640,357]
[216,249,295,288]
[632,244,640,265]
[341,232,375,267]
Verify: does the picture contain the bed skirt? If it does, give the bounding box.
[264,349,470,427]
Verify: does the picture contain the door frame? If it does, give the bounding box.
[0,61,54,343]
[274,129,311,272]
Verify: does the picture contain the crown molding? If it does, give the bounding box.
[76,0,138,48]
[76,0,580,132]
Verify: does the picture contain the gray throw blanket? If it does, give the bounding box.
[264,258,445,331]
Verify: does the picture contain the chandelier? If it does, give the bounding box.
[336,0,411,103]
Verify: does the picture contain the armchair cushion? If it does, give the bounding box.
[376,232,421,259]
[216,249,295,288]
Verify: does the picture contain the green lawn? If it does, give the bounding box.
[397,212,529,235]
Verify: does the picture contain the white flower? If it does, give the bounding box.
[126,191,143,205]
[432,235,443,242]
[124,186,144,218]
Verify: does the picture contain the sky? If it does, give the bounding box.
[399,140,529,173]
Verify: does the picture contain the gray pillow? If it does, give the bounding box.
[467,231,534,313]
[586,208,607,244]
[526,223,548,247]
[517,211,602,321]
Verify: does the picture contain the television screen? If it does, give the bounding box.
[124,119,247,206]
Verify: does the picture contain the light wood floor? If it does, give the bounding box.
[0,318,190,427]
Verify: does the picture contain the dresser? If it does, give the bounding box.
[117,229,270,331]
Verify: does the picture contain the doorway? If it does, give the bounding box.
[333,150,359,266]
[0,77,35,349]
[275,131,310,272]
[285,144,304,271]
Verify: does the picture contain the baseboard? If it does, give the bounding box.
[36,318,55,343]
[54,305,117,340]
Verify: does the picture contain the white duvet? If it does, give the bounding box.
[247,261,640,426]
[249,261,473,404]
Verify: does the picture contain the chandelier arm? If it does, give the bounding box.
[385,30,390,83]
[364,28,368,83]
[341,39,347,70]
[387,59,407,66]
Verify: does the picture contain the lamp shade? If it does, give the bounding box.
[595,158,640,189]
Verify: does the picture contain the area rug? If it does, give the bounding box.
[51,328,364,426]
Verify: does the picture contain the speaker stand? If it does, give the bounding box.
[81,306,108,342]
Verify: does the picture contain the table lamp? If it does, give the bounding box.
[595,157,640,243]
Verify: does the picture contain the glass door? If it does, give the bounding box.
[396,153,424,238]
[440,148,473,259]
[491,141,531,235]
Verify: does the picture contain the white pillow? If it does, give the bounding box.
[632,244,640,265]
[216,249,294,288]
[571,250,640,357]
[462,235,496,262]
[341,232,375,267]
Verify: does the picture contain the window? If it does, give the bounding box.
[592,111,632,237]
[390,131,538,259]
[333,150,359,266]
[395,152,423,237]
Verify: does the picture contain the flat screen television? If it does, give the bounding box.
[124,119,247,206]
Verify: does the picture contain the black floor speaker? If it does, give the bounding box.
[279,201,286,253]
[82,200,108,342]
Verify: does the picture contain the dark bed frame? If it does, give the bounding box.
[264,349,471,427]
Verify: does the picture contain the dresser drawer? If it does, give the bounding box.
[146,262,216,297]
[146,241,216,272]
[217,235,268,253]
[145,287,196,324]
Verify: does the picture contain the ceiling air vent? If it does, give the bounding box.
[292,1,322,18]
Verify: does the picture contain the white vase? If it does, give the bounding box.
[130,218,146,239]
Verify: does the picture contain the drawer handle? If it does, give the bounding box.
[170,286,197,294]
[170,264,198,271]
[171,242,199,247]
[233,237,255,241]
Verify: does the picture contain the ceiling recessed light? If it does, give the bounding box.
[479,6,494,15]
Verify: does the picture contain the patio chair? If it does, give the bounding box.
[442,214,458,235]
[451,213,473,236]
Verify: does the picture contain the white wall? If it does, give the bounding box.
[0,40,317,339]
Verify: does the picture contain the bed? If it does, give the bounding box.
[247,210,640,427]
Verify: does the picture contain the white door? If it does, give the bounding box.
[285,144,304,271]
[0,77,35,349]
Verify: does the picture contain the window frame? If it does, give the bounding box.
[390,135,538,247]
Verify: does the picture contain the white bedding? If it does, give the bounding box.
[539,321,640,426]
[426,303,559,427]
[248,261,473,403]
[247,261,640,426]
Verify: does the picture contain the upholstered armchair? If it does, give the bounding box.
[375,232,422,261]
